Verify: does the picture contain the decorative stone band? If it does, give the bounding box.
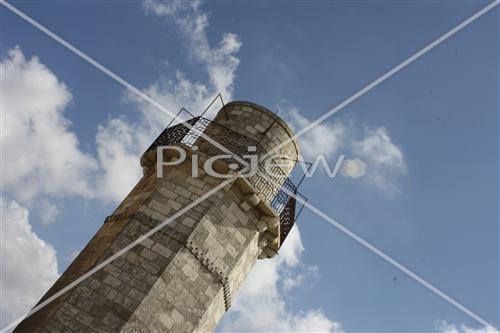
[222,279,232,310]
[185,240,232,311]
[105,209,235,311]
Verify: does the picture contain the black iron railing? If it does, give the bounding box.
[145,117,306,245]
[145,117,200,152]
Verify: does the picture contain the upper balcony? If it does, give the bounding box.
[142,113,306,248]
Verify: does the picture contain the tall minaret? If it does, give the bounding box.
[14,101,301,332]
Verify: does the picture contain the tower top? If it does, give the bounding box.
[212,100,301,176]
[220,101,299,151]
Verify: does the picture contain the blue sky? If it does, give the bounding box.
[1,0,498,332]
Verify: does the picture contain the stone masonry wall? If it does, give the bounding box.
[15,161,216,332]
[199,101,300,208]
[14,151,277,333]
[213,101,300,175]
[14,101,300,333]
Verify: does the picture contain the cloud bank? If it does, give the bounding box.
[219,227,343,332]
[1,47,97,205]
[0,199,59,327]
[0,48,86,325]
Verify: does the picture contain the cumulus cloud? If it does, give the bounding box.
[352,126,406,192]
[352,127,406,173]
[282,265,319,292]
[140,0,241,119]
[286,108,347,159]
[436,320,499,333]
[1,47,97,204]
[218,227,342,332]
[94,117,147,202]
[143,0,241,103]
[0,198,59,327]
[95,0,243,203]
[38,200,60,226]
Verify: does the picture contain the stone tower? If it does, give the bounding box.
[14,101,301,332]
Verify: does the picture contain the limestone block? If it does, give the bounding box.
[255,221,267,233]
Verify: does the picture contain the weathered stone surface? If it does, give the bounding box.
[14,101,300,333]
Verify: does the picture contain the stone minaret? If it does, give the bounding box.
[14,101,301,332]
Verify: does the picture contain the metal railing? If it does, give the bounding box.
[145,116,306,245]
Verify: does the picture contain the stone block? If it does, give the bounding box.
[139,247,158,261]
[103,313,122,329]
[182,217,197,227]
[148,199,171,216]
[128,288,145,302]
[167,199,182,211]
[159,313,174,329]
[103,275,121,289]
[239,200,251,211]
[75,311,94,327]
[151,242,173,258]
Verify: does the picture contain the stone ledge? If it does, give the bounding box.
[141,144,281,257]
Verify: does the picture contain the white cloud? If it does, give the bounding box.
[94,117,147,203]
[283,264,319,292]
[1,47,97,204]
[278,223,305,267]
[38,200,60,226]
[142,0,241,117]
[285,108,347,160]
[352,126,406,192]
[0,198,59,327]
[352,127,406,173]
[436,320,499,333]
[95,0,243,204]
[218,227,342,332]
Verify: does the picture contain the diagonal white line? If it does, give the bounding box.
[0,0,251,171]
[0,174,239,333]
[0,3,259,332]
[270,178,497,328]
[1,0,496,330]
[0,2,259,331]
[261,0,500,161]
[0,0,174,119]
